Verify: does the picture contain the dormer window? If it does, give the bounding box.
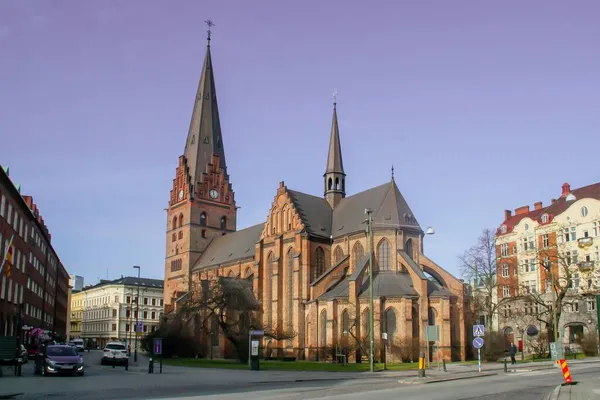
[500,224,507,234]
[541,214,549,224]
[581,206,588,217]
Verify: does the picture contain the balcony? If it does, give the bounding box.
[577,260,595,273]
[577,237,594,249]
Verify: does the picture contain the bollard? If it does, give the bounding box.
[504,358,508,373]
[442,359,447,372]
[125,362,129,371]
[148,357,154,374]
[418,352,426,378]
[159,359,163,374]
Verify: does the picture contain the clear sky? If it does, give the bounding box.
[1,1,598,285]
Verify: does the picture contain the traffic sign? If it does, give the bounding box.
[136,321,143,332]
[473,325,485,337]
[249,330,264,336]
[473,337,484,349]
[153,338,163,355]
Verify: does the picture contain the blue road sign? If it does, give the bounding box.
[473,337,484,349]
[136,321,143,332]
[473,325,485,337]
[153,338,163,355]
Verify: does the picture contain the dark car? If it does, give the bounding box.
[42,345,85,376]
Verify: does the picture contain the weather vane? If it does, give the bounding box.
[205,19,215,44]
[333,88,338,107]
[391,165,395,180]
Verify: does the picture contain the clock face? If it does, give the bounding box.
[178,190,184,200]
[209,189,219,199]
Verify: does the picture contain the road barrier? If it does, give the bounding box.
[418,352,426,378]
[559,359,574,385]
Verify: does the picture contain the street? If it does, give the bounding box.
[1,352,599,400]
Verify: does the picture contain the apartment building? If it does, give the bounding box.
[495,181,600,351]
[70,276,164,349]
[0,166,70,341]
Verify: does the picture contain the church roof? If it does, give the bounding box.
[287,190,333,238]
[318,271,419,300]
[193,223,264,270]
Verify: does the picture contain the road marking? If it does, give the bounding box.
[507,370,555,377]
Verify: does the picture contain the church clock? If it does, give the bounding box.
[209,189,219,199]
[178,190,184,201]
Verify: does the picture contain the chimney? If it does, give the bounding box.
[504,210,512,220]
[561,182,571,198]
[534,201,543,210]
[515,205,530,215]
[551,198,557,204]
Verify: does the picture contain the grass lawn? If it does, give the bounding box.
[163,358,419,372]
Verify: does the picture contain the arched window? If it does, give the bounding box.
[220,216,227,230]
[342,310,349,334]
[179,214,183,227]
[353,242,364,270]
[328,178,332,190]
[227,270,233,277]
[200,212,207,227]
[266,252,274,327]
[287,248,294,333]
[362,308,371,335]
[384,308,397,343]
[171,233,176,242]
[178,231,183,240]
[334,246,344,263]
[314,247,325,281]
[377,239,391,270]
[405,238,413,259]
[320,310,327,346]
[335,177,340,190]
[428,307,436,326]
[244,267,253,280]
[172,216,177,230]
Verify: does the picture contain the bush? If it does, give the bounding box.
[579,332,598,356]
[141,323,201,358]
[482,332,507,362]
[529,332,550,359]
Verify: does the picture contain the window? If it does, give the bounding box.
[587,299,596,311]
[178,231,183,239]
[7,204,12,225]
[377,239,391,270]
[594,222,600,237]
[126,296,131,303]
[342,310,349,334]
[112,324,117,331]
[172,233,176,242]
[143,311,148,319]
[152,298,156,306]
[563,227,577,242]
[500,224,507,234]
[542,234,549,248]
[523,259,536,273]
[172,216,177,230]
[521,236,535,251]
[160,299,164,306]
[581,206,588,217]
[334,246,344,263]
[114,295,119,303]
[566,251,578,265]
[200,213,207,226]
[178,214,183,227]
[320,310,327,346]
[0,194,5,218]
[353,242,364,271]
[220,217,227,230]
[287,247,294,333]
[500,243,509,257]
[126,324,130,332]
[170,259,182,272]
[501,265,509,277]
[112,309,117,317]
[314,247,325,281]
[126,310,131,318]
[502,286,510,297]
[201,229,206,238]
[151,311,156,319]
[144,297,148,305]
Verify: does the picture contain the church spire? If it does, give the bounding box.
[324,90,346,208]
[183,20,227,197]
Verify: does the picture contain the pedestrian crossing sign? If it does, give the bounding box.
[473,325,485,337]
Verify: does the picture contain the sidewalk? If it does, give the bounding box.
[550,379,600,400]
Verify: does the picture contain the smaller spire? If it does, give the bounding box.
[205,19,215,46]
[391,165,395,181]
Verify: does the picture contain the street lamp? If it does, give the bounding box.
[133,265,141,362]
[543,262,559,349]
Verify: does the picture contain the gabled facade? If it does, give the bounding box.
[164,35,469,361]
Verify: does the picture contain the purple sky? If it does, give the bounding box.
[1,1,599,285]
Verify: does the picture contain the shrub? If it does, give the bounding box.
[482,331,507,362]
[579,332,598,356]
[529,332,550,359]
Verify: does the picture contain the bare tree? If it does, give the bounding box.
[459,228,511,330]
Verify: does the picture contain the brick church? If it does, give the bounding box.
[163,34,470,361]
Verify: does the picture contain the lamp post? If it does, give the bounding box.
[365,208,375,373]
[133,265,141,362]
[543,262,559,347]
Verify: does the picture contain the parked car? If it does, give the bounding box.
[101,342,128,366]
[41,344,84,376]
[68,338,85,352]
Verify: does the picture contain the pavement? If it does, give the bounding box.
[0,352,598,400]
[548,372,600,400]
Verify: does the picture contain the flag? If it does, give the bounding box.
[0,234,14,277]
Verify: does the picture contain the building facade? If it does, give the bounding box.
[0,166,70,342]
[163,36,470,361]
[69,275,84,292]
[71,276,163,349]
[495,182,600,352]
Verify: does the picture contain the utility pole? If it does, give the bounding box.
[365,208,375,373]
[133,265,141,362]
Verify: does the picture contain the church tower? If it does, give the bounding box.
[164,23,237,308]
[323,99,346,208]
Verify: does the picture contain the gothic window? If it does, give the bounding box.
[334,246,344,263]
[384,308,397,343]
[362,308,371,334]
[405,238,414,259]
[178,214,183,227]
[342,310,349,334]
[172,216,177,230]
[287,248,294,333]
[201,229,206,238]
[353,242,364,270]
[220,216,227,230]
[266,252,274,327]
[320,310,327,346]
[178,231,183,240]
[328,178,332,190]
[200,212,207,227]
[314,247,325,281]
[171,233,176,242]
[335,177,340,190]
[428,307,436,326]
[377,239,391,270]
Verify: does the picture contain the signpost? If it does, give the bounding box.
[136,321,143,336]
[153,338,162,355]
[550,342,563,361]
[473,325,485,373]
[425,325,439,368]
[248,330,264,371]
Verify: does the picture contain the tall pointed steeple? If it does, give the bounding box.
[324,93,346,208]
[183,20,227,195]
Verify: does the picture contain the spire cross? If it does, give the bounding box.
[333,89,338,109]
[391,165,395,180]
[205,19,215,44]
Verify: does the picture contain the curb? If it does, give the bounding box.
[0,394,23,400]
[546,384,561,400]
[398,372,497,384]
